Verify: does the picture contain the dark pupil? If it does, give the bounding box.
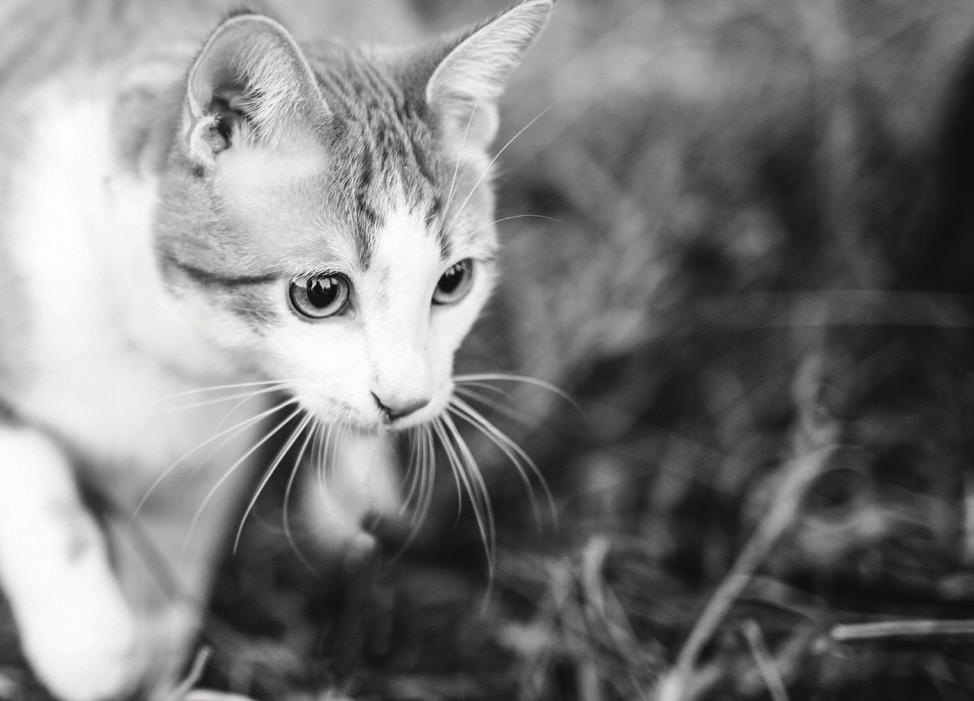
[307,277,338,308]
[439,266,463,294]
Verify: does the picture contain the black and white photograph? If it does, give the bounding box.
[0,1,972,699]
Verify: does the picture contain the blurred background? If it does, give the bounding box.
[5,0,974,699]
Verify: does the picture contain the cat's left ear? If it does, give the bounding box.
[182,13,327,170]
[425,0,554,148]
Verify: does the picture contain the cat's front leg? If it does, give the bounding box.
[0,425,139,701]
[113,425,268,699]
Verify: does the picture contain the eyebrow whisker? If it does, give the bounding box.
[446,104,554,233]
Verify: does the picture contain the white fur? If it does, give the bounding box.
[0,426,139,701]
[8,83,246,473]
[263,197,494,431]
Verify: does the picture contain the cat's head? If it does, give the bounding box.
[156,1,553,431]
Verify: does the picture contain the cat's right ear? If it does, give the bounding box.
[182,13,327,171]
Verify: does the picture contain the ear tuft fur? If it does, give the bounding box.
[183,13,326,169]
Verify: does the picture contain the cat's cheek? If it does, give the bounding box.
[261,322,372,419]
[432,277,494,356]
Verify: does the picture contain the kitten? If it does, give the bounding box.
[0,1,553,699]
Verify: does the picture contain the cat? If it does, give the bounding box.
[0,1,554,699]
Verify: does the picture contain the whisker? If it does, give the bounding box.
[454,385,533,426]
[464,213,564,238]
[234,412,314,553]
[159,379,297,403]
[455,372,581,412]
[434,417,465,524]
[423,424,437,527]
[314,415,348,507]
[437,415,497,577]
[450,397,558,529]
[162,383,290,413]
[454,380,516,399]
[449,401,541,528]
[383,425,437,574]
[443,412,497,540]
[132,396,300,517]
[336,421,352,480]
[440,99,480,225]
[400,428,422,517]
[326,419,347,483]
[209,384,292,435]
[410,425,435,532]
[446,104,554,231]
[182,406,304,559]
[415,425,434,531]
[310,418,323,480]
[319,417,343,501]
[283,419,319,574]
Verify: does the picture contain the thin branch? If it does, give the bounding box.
[654,431,835,701]
[741,620,790,701]
[832,619,974,642]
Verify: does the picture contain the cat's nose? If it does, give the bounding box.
[371,392,431,422]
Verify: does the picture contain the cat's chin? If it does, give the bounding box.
[348,417,436,435]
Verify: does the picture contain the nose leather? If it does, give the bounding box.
[372,393,430,421]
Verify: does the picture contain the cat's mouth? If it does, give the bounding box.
[310,395,449,435]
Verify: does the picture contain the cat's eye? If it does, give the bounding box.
[432,259,474,305]
[288,274,351,319]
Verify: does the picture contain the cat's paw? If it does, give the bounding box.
[22,601,140,701]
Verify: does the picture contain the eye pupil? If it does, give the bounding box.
[438,266,463,294]
[307,276,338,308]
[432,259,474,305]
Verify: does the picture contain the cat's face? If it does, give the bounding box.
[157,2,551,432]
[194,125,499,431]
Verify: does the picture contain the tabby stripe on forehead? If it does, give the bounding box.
[360,59,400,108]
[354,139,381,268]
[406,133,436,190]
[162,254,277,288]
[316,71,356,115]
